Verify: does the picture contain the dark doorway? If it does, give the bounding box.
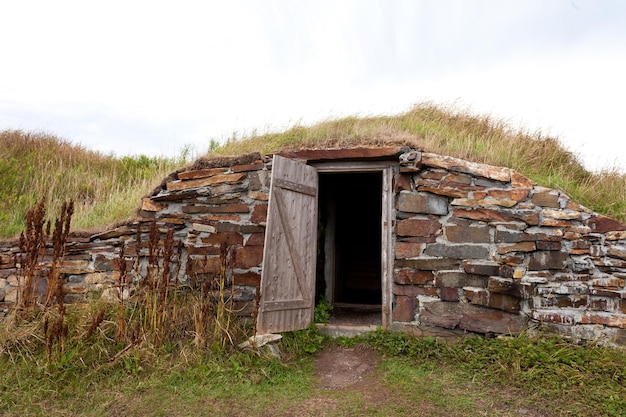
[316,172,383,318]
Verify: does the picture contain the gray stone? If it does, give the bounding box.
[488,277,533,299]
[435,271,487,288]
[445,221,490,243]
[475,177,509,188]
[419,299,462,329]
[463,260,500,276]
[459,304,526,334]
[424,243,490,259]
[395,258,461,271]
[528,251,568,270]
[398,192,449,215]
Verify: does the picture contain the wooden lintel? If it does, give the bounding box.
[277,147,404,162]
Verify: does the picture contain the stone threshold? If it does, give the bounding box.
[315,323,379,338]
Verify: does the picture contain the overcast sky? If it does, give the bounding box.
[1,0,625,171]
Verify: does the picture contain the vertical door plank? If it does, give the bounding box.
[256,156,318,334]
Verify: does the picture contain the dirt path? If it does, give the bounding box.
[272,345,553,417]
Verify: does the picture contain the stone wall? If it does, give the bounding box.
[392,152,626,346]
[1,148,625,346]
[0,154,272,316]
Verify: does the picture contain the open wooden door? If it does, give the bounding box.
[256,155,318,334]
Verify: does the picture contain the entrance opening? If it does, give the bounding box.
[316,172,383,326]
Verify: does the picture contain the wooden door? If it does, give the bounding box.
[256,155,318,334]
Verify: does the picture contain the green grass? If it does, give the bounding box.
[0,130,186,238]
[2,317,625,416]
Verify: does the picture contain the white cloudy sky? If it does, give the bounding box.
[1,0,625,171]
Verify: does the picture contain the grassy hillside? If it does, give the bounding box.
[1,103,625,238]
[0,130,182,238]
[218,103,626,222]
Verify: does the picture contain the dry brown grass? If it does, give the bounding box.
[0,130,180,238]
[216,102,626,221]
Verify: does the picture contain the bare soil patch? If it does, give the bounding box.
[313,344,380,389]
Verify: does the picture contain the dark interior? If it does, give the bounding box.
[316,172,382,308]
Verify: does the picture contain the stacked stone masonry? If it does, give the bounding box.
[1,148,625,346]
[393,152,626,346]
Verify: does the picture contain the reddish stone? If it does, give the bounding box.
[553,295,587,309]
[397,219,441,237]
[435,272,487,288]
[440,287,460,301]
[201,214,242,222]
[487,293,520,312]
[201,232,244,246]
[247,191,269,201]
[279,147,402,161]
[421,153,511,182]
[418,184,469,198]
[536,241,562,251]
[395,258,461,271]
[464,288,489,306]
[166,173,246,191]
[394,269,434,285]
[399,236,438,244]
[587,215,626,233]
[419,300,463,329]
[487,189,530,202]
[395,242,423,259]
[398,192,449,215]
[251,204,268,224]
[581,312,626,329]
[231,161,264,173]
[528,251,568,270]
[452,208,539,225]
[419,170,447,180]
[540,218,573,227]
[459,304,526,334]
[588,277,625,289]
[531,310,578,325]
[392,283,415,296]
[443,173,472,185]
[531,191,560,208]
[183,204,249,214]
[463,260,500,276]
[497,242,536,254]
[499,265,514,278]
[215,223,264,233]
[395,174,413,192]
[245,233,266,246]
[393,295,417,322]
[141,198,165,212]
[233,246,264,269]
[233,271,261,287]
[178,167,228,180]
[487,277,532,299]
[589,288,623,298]
[445,221,490,243]
[498,254,525,266]
[510,171,535,188]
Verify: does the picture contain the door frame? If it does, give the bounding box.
[312,161,397,329]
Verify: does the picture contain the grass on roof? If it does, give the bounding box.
[1,102,625,239]
[216,102,626,222]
